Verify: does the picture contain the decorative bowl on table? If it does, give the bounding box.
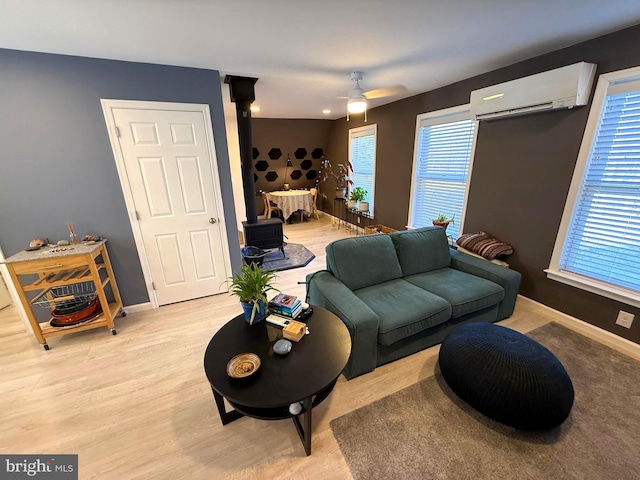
[226,353,261,379]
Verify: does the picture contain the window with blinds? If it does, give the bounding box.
[408,106,476,240]
[349,125,377,215]
[547,67,640,307]
[559,87,640,291]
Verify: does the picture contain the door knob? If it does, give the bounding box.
[209,218,217,224]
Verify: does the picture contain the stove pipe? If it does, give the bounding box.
[225,75,259,224]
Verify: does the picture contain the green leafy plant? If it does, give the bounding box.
[349,186,368,202]
[433,213,455,223]
[228,262,279,324]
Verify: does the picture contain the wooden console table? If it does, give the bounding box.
[3,240,124,350]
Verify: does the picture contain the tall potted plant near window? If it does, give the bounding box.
[320,158,353,199]
[228,263,279,325]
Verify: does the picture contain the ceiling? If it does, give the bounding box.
[2,1,640,120]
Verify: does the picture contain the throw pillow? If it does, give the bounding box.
[456,231,514,260]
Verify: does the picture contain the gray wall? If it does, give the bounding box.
[324,23,640,344]
[0,48,241,306]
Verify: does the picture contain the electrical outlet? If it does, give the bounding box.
[615,311,635,329]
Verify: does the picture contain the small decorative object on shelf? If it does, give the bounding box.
[67,221,79,244]
[82,234,103,243]
[28,238,48,250]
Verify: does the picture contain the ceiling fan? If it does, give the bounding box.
[344,71,407,120]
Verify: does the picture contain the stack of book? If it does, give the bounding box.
[269,293,303,319]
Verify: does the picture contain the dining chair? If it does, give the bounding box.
[309,187,320,220]
[263,192,283,220]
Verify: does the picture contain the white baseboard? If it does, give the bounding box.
[123,302,153,314]
[517,295,640,360]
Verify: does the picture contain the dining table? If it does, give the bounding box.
[269,189,313,222]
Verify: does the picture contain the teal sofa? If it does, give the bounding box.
[306,226,521,379]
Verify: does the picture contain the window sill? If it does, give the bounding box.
[544,268,640,308]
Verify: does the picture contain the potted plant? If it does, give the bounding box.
[228,262,279,325]
[320,158,353,199]
[349,186,368,211]
[432,213,455,231]
[348,186,366,209]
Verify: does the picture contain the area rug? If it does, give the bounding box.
[330,323,640,480]
[260,243,315,272]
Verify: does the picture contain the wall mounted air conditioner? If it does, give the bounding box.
[470,62,597,121]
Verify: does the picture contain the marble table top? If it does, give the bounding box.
[2,240,107,264]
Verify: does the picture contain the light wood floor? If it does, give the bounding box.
[0,215,564,479]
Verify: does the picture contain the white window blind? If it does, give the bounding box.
[349,125,377,215]
[559,88,640,292]
[409,107,476,240]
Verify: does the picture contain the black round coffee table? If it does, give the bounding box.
[204,306,351,455]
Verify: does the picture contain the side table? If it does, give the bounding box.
[203,306,351,455]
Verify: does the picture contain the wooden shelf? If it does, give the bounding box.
[39,302,121,337]
[24,265,104,292]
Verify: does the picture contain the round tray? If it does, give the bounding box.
[50,298,101,326]
[52,297,92,315]
[226,353,261,379]
[49,309,103,329]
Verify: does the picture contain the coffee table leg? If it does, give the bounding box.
[291,396,313,456]
[211,387,244,425]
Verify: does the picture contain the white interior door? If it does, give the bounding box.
[104,102,231,306]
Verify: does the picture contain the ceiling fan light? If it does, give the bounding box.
[347,98,367,114]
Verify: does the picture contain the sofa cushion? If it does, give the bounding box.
[354,278,451,346]
[405,268,505,318]
[326,234,403,291]
[390,226,451,276]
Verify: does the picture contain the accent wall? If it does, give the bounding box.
[323,24,640,344]
[0,48,241,307]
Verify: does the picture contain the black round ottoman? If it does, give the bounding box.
[439,322,574,430]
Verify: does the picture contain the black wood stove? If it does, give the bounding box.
[242,218,284,258]
[225,75,285,258]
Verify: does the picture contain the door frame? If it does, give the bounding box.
[101,99,232,309]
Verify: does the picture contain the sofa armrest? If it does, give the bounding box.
[450,248,521,320]
[306,270,380,379]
